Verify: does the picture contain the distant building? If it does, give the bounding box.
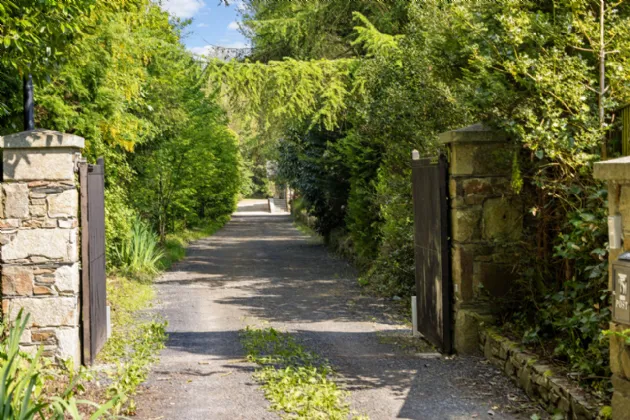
[195,45,252,62]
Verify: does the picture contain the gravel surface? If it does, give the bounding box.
[133,200,542,420]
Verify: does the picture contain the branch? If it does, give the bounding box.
[570,45,595,53]
[584,84,599,94]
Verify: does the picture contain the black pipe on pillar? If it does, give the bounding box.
[23,74,34,131]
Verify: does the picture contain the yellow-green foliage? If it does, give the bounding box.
[209,58,357,132]
[1,0,243,260]
[241,327,366,420]
[351,12,403,64]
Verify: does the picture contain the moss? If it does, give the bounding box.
[599,405,613,419]
[487,328,504,341]
[544,369,553,378]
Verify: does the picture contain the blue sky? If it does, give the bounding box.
[160,0,250,54]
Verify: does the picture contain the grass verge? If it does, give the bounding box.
[241,326,367,420]
[97,216,229,414]
[97,276,166,415]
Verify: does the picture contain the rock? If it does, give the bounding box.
[0,219,20,228]
[47,189,78,218]
[54,327,80,363]
[4,296,78,327]
[2,266,33,296]
[452,207,482,242]
[29,204,47,217]
[33,285,55,295]
[482,198,522,241]
[32,329,57,344]
[54,264,79,294]
[3,183,29,218]
[58,219,77,229]
[1,228,78,262]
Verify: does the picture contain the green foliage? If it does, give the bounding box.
[0,311,46,419]
[113,218,163,278]
[351,12,403,64]
[0,0,242,262]
[239,0,408,62]
[0,0,95,114]
[599,405,613,420]
[240,326,366,420]
[277,129,350,238]
[603,328,630,345]
[0,311,118,419]
[518,282,610,386]
[104,186,135,265]
[209,57,357,133]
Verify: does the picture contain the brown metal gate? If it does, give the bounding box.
[80,157,107,365]
[411,153,452,354]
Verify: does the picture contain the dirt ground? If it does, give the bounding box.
[133,199,543,420]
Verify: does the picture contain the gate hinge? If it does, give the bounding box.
[74,153,86,173]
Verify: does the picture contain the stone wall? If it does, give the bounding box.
[439,124,523,353]
[0,129,84,364]
[594,156,630,419]
[480,328,601,419]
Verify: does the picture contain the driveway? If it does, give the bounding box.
[134,199,537,420]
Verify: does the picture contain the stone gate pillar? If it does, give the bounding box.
[594,156,630,419]
[0,129,84,364]
[439,124,523,354]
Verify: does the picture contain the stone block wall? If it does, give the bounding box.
[594,156,630,419]
[439,124,523,354]
[480,329,600,419]
[0,129,84,364]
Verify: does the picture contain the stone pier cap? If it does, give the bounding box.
[0,129,85,182]
[439,123,508,144]
[0,129,85,149]
[594,156,630,181]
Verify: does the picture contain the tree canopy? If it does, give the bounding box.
[0,0,244,256]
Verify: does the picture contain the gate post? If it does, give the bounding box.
[594,157,630,419]
[0,129,84,365]
[439,124,523,354]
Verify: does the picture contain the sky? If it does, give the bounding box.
[160,0,251,55]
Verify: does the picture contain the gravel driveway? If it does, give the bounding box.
[133,200,539,420]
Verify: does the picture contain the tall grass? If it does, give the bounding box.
[114,218,163,277]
